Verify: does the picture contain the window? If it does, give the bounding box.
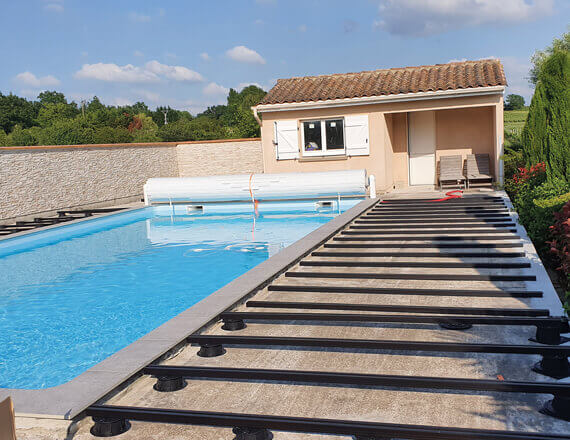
[302,118,345,156]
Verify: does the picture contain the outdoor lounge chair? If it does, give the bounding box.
[0,397,16,440]
[438,155,466,189]
[466,154,493,188]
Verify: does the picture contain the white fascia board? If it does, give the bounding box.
[255,86,505,113]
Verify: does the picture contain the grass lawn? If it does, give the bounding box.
[504,109,529,137]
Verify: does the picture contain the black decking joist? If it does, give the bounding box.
[267,285,542,298]
[299,260,531,269]
[187,335,570,356]
[284,271,535,282]
[312,250,525,257]
[85,405,569,440]
[220,311,561,327]
[245,301,549,316]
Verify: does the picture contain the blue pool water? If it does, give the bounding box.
[0,201,359,389]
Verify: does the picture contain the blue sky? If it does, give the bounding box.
[1,0,568,113]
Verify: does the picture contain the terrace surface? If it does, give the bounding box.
[16,191,570,440]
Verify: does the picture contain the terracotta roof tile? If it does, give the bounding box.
[259,59,506,105]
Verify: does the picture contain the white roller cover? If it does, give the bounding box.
[144,169,367,204]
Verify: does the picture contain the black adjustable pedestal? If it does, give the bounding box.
[533,355,570,379]
[540,395,570,421]
[197,344,226,357]
[90,417,131,437]
[531,323,570,345]
[438,321,473,330]
[223,318,247,331]
[233,427,273,440]
[153,375,186,392]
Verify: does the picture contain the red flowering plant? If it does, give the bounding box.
[547,201,570,312]
[504,162,547,201]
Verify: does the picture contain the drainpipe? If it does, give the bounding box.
[251,106,262,126]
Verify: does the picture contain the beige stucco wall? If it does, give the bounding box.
[176,140,263,177]
[435,106,495,177]
[259,93,504,191]
[0,145,178,220]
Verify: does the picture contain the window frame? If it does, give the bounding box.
[301,118,346,157]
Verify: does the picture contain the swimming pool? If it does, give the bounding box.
[0,200,360,389]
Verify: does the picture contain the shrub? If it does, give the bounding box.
[92,126,133,144]
[527,192,570,255]
[504,162,547,202]
[547,201,570,311]
[158,117,225,142]
[6,124,40,146]
[502,147,525,182]
[505,162,570,255]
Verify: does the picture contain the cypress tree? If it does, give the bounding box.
[522,51,570,182]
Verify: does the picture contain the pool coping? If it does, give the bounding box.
[0,197,378,419]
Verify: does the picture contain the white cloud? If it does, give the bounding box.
[128,12,151,23]
[14,71,60,87]
[200,52,211,61]
[74,61,204,83]
[43,0,64,13]
[133,50,144,57]
[133,90,161,103]
[254,19,264,25]
[109,97,134,107]
[226,45,266,65]
[74,63,159,82]
[145,60,204,82]
[203,82,229,96]
[375,0,554,37]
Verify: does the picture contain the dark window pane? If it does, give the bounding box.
[303,121,322,151]
[325,119,344,149]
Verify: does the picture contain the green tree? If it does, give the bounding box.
[37,102,79,127]
[151,106,191,127]
[37,90,67,106]
[6,125,40,146]
[504,94,525,110]
[0,93,39,132]
[86,96,106,113]
[198,104,227,120]
[0,129,9,146]
[530,30,570,84]
[522,50,570,181]
[158,117,224,142]
[92,126,133,144]
[130,113,160,142]
[222,85,266,138]
[39,118,95,145]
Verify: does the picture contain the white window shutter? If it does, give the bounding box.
[345,115,369,156]
[274,120,299,160]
